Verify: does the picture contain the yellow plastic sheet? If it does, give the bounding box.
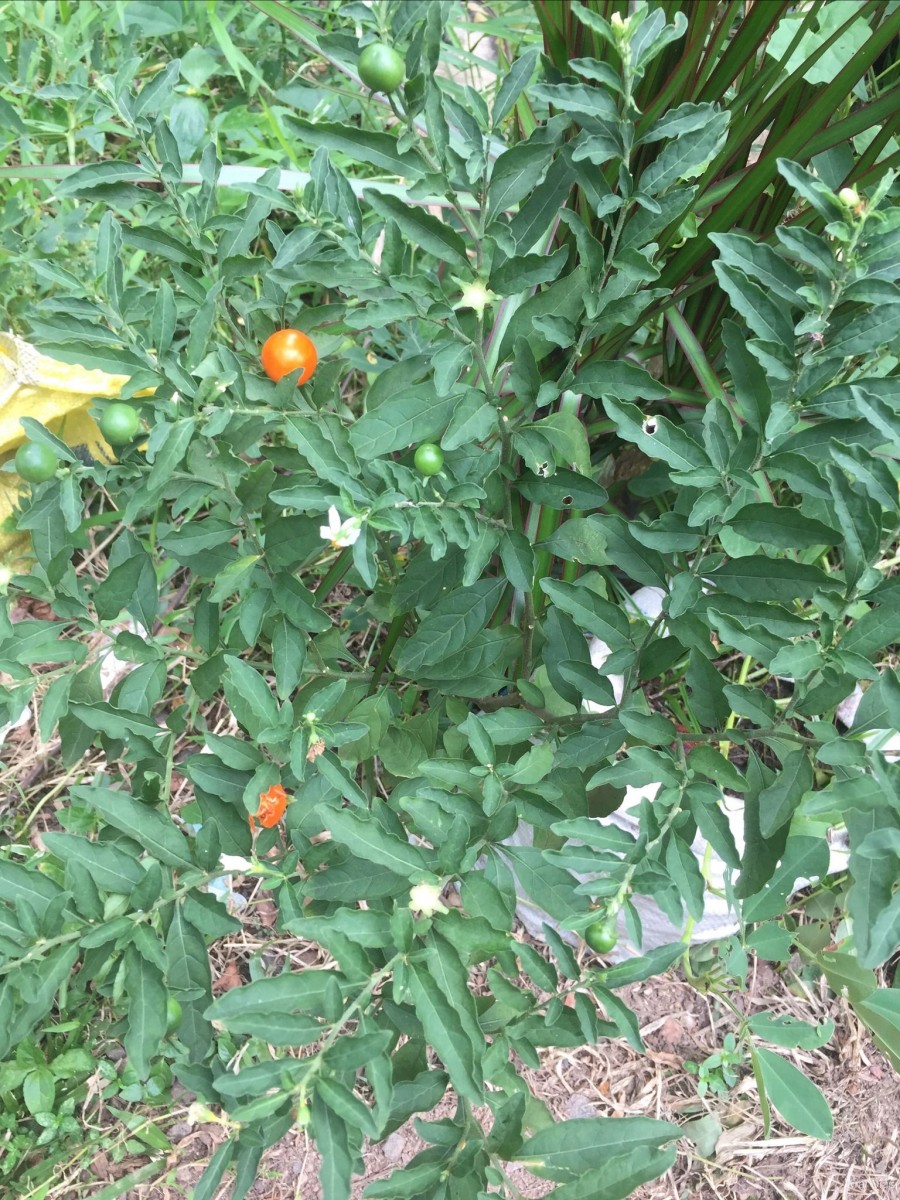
[0,332,130,567]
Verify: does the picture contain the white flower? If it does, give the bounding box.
[320,506,363,548]
[218,854,254,873]
[408,881,449,916]
[187,1102,218,1126]
[452,279,497,319]
[838,186,860,208]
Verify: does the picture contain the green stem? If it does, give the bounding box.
[314,548,353,600]
[295,955,401,1094]
[367,613,407,695]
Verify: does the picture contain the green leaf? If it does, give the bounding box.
[493,46,540,127]
[530,81,618,122]
[206,970,354,1023]
[685,650,731,729]
[384,1067,449,1136]
[166,906,213,1003]
[754,1048,833,1139]
[556,659,617,707]
[287,117,425,179]
[758,749,813,837]
[618,708,676,746]
[502,845,591,921]
[592,942,686,988]
[709,232,804,303]
[723,320,772,430]
[67,700,167,745]
[742,835,830,922]
[603,398,709,473]
[489,246,569,295]
[514,1116,679,1181]
[23,1067,56,1117]
[322,808,430,879]
[748,1013,834,1050]
[272,615,307,699]
[826,462,880,591]
[123,945,167,1081]
[499,531,535,591]
[498,266,587,361]
[576,359,670,402]
[640,109,729,194]
[541,580,633,647]
[223,655,281,741]
[725,505,839,550]
[688,786,741,870]
[826,306,900,359]
[191,1143,235,1200]
[504,150,573,251]
[55,161,154,195]
[541,518,608,565]
[397,579,505,673]
[851,669,900,734]
[41,833,145,894]
[846,808,900,968]
[545,1148,677,1200]
[487,141,555,224]
[517,469,609,511]
[311,1091,355,1200]
[0,860,64,918]
[711,558,839,603]
[365,190,468,271]
[706,610,785,667]
[72,785,193,869]
[316,1074,381,1140]
[746,923,794,963]
[639,102,718,143]
[713,262,795,349]
[350,388,460,459]
[426,932,485,1057]
[363,1161,445,1199]
[854,988,900,1072]
[407,962,483,1103]
[665,832,706,921]
[441,391,498,450]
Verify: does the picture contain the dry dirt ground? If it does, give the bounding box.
[95,943,896,1200]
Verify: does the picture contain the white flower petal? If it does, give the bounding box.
[219,854,253,873]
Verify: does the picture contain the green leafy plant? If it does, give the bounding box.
[1,2,899,1198]
[685,1034,744,1098]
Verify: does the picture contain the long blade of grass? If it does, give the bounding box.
[658,7,900,288]
[664,308,727,403]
